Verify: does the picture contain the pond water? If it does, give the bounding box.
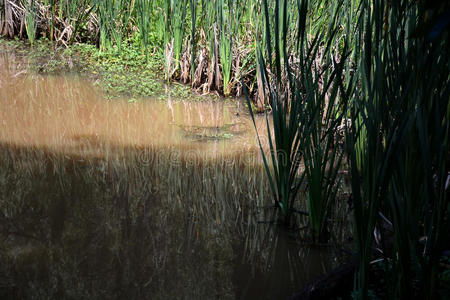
[0,44,346,299]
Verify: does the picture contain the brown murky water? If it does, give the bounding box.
[0,66,265,157]
[0,43,346,299]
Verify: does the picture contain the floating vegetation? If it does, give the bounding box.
[177,123,244,141]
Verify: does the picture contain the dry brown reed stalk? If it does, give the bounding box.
[1,0,16,37]
[212,22,222,91]
[174,27,260,100]
[191,46,208,90]
[1,0,97,45]
[179,39,191,83]
[164,38,174,81]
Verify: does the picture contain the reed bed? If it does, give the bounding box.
[248,0,449,298]
[0,0,357,105]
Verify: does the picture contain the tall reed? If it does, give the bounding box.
[216,0,233,96]
[346,1,449,298]
[251,1,448,297]
[96,0,129,51]
[247,0,349,231]
[25,0,37,45]
[189,0,197,81]
[136,0,152,56]
[171,0,188,66]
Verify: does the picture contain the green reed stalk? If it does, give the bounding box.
[345,1,399,296]
[202,0,217,88]
[161,0,187,78]
[25,0,36,45]
[111,0,129,52]
[68,0,96,45]
[136,0,153,56]
[96,0,110,50]
[153,0,165,45]
[172,0,188,64]
[163,0,171,45]
[247,0,301,224]
[0,3,3,36]
[96,0,127,51]
[347,1,449,298]
[247,0,349,228]
[300,0,351,242]
[48,0,56,41]
[216,0,233,95]
[189,0,197,81]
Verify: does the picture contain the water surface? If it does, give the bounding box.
[0,44,346,300]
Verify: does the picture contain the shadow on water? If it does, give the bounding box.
[0,142,347,300]
[0,44,350,299]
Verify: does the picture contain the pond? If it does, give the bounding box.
[0,44,346,299]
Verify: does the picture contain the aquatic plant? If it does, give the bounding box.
[96,0,126,51]
[167,0,188,78]
[247,0,350,237]
[188,0,197,81]
[216,0,238,96]
[346,1,450,298]
[250,1,449,297]
[24,0,36,45]
[136,0,153,58]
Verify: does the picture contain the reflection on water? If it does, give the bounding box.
[0,44,346,299]
[0,75,264,156]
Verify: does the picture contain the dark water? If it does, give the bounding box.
[0,44,347,299]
